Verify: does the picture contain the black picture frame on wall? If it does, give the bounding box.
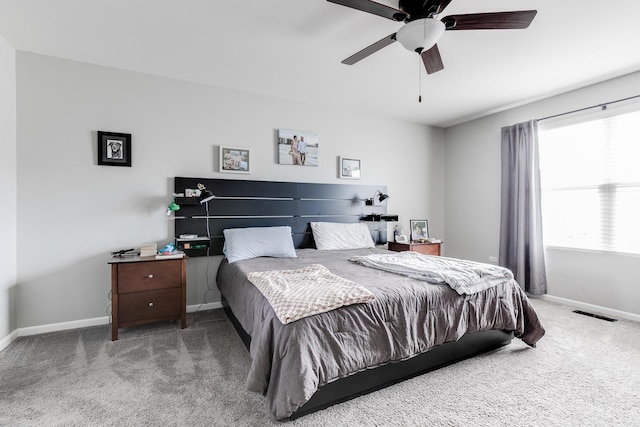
[97,131,131,167]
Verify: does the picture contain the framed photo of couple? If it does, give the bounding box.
[276,128,318,167]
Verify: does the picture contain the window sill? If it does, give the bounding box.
[544,245,640,258]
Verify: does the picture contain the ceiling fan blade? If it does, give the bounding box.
[342,33,397,65]
[421,44,444,74]
[399,0,452,18]
[327,0,408,21]
[442,10,537,30]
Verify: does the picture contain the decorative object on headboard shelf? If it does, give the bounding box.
[361,213,398,245]
[365,190,389,206]
[277,129,319,167]
[166,196,181,216]
[97,131,131,167]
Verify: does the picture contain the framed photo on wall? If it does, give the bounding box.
[339,157,361,179]
[410,219,429,242]
[277,128,319,166]
[97,131,131,167]
[219,146,251,174]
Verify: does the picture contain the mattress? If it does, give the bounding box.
[216,247,545,419]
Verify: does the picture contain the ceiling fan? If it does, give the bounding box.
[327,0,537,74]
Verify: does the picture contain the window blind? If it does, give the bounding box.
[539,108,640,254]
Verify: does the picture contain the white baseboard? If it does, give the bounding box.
[0,301,225,351]
[17,316,111,338]
[0,329,19,353]
[535,294,640,323]
[187,301,223,313]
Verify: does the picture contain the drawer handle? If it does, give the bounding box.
[148,274,154,279]
[148,302,154,307]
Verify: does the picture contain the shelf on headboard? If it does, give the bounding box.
[174,197,202,206]
[361,214,398,222]
[173,177,387,256]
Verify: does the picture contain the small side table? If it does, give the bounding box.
[109,256,187,340]
[387,241,442,256]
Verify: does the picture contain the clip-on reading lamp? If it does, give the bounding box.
[197,183,215,204]
[365,190,389,206]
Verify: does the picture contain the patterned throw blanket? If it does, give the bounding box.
[247,264,375,324]
[350,251,514,295]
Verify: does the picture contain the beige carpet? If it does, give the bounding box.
[1,299,639,426]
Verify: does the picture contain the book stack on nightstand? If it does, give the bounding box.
[175,235,210,257]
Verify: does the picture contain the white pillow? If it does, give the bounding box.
[223,226,297,263]
[310,222,375,250]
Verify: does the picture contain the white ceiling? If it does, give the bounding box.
[1,0,640,128]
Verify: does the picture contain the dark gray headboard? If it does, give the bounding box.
[173,177,388,256]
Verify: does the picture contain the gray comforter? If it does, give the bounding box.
[216,248,545,419]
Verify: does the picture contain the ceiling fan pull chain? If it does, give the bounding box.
[420,19,425,102]
[418,55,422,103]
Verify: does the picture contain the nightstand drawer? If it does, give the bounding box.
[388,241,442,256]
[117,260,182,293]
[411,244,440,256]
[118,288,182,323]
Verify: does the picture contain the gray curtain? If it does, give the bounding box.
[499,120,547,295]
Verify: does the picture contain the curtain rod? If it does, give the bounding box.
[537,93,640,122]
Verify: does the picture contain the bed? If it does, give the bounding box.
[173,177,545,420]
[216,245,545,420]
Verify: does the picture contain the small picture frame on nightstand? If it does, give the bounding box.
[410,219,429,242]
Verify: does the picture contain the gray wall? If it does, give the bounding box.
[11,49,638,342]
[445,71,640,318]
[0,35,17,345]
[13,52,445,332]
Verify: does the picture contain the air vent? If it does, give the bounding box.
[573,310,618,322]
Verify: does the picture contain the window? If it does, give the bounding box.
[538,108,640,254]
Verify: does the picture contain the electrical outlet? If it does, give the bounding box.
[488,256,498,263]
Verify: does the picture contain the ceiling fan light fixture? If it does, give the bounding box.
[395,18,445,53]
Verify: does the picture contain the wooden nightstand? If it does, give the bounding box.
[109,256,187,340]
[387,241,442,256]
